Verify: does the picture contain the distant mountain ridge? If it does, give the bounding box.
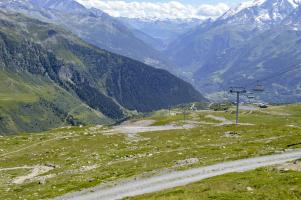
[119,17,203,50]
[164,0,301,102]
[0,0,172,70]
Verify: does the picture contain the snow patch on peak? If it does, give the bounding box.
[221,0,300,19]
[288,0,301,8]
[221,0,265,19]
[220,0,300,24]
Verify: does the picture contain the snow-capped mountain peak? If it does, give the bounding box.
[221,0,265,18]
[219,0,300,25]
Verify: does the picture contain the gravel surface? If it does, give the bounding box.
[104,120,197,135]
[58,149,301,200]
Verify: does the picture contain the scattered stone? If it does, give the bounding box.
[279,168,290,172]
[277,161,301,172]
[174,158,199,167]
[80,165,98,172]
[224,131,240,138]
[88,178,95,183]
[45,163,56,168]
[287,125,299,128]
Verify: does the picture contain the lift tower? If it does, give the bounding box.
[229,87,247,125]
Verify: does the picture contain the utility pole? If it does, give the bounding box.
[183,106,187,122]
[229,87,246,125]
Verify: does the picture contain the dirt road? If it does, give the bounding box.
[104,120,197,135]
[58,149,301,200]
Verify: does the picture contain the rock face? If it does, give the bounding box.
[0,10,206,134]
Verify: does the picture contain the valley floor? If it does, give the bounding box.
[0,104,301,199]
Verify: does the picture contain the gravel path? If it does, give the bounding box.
[104,120,196,135]
[0,165,55,184]
[12,165,54,184]
[205,115,254,126]
[205,115,233,125]
[58,149,301,200]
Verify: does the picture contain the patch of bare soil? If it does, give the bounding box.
[174,158,199,168]
[6,165,56,184]
[104,120,198,136]
[277,160,301,172]
[205,115,254,126]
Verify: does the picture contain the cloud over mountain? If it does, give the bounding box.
[75,0,229,19]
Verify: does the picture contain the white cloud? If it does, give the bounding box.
[75,0,230,20]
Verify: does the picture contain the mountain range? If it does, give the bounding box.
[0,9,205,134]
[0,0,173,70]
[1,0,301,134]
[164,0,301,102]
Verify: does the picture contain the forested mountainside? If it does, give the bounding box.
[0,10,205,134]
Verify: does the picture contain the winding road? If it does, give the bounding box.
[58,149,301,200]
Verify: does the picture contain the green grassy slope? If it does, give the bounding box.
[0,104,300,199]
[0,68,111,134]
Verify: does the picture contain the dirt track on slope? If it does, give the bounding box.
[58,149,301,200]
[104,120,197,135]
